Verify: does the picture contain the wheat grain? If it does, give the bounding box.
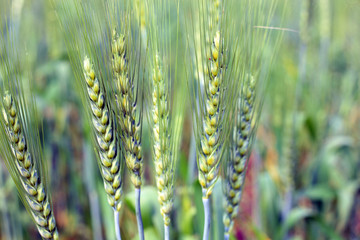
[2,93,59,240]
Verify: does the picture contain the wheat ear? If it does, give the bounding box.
[112,31,144,240]
[83,57,123,240]
[198,30,223,240]
[146,0,184,237]
[223,75,256,239]
[198,30,222,194]
[2,93,59,240]
[195,2,223,239]
[151,54,174,239]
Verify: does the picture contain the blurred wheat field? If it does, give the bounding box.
[0,0,360,240]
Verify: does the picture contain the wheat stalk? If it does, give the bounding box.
[55,0,146,238]
[83,57,124,240]
[223,75,256,239]
[0,4,59,238]
[145,1,185,238]
[112,30,145,240]
[56,0,144,237]
[198,2,224,239]
[199,30,224,240]
[184,0,244,238]
[1,93,59,240]
[184,0,283,237]
[150,53,183,239]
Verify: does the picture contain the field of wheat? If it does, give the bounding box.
[0,0,359,239]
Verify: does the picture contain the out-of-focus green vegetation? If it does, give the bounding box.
[0,0,359,239]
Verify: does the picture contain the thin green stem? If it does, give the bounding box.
[164,224,170,240]
[114,210,121,240]
[202,197,211,240]
[135,187,144,240]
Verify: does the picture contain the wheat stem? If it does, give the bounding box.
[202,197,211,240]
[196,30,222,240]
[114,210,121,240]
[135,187,144,240]
[197,1,222,238]
[164,223,170,240]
